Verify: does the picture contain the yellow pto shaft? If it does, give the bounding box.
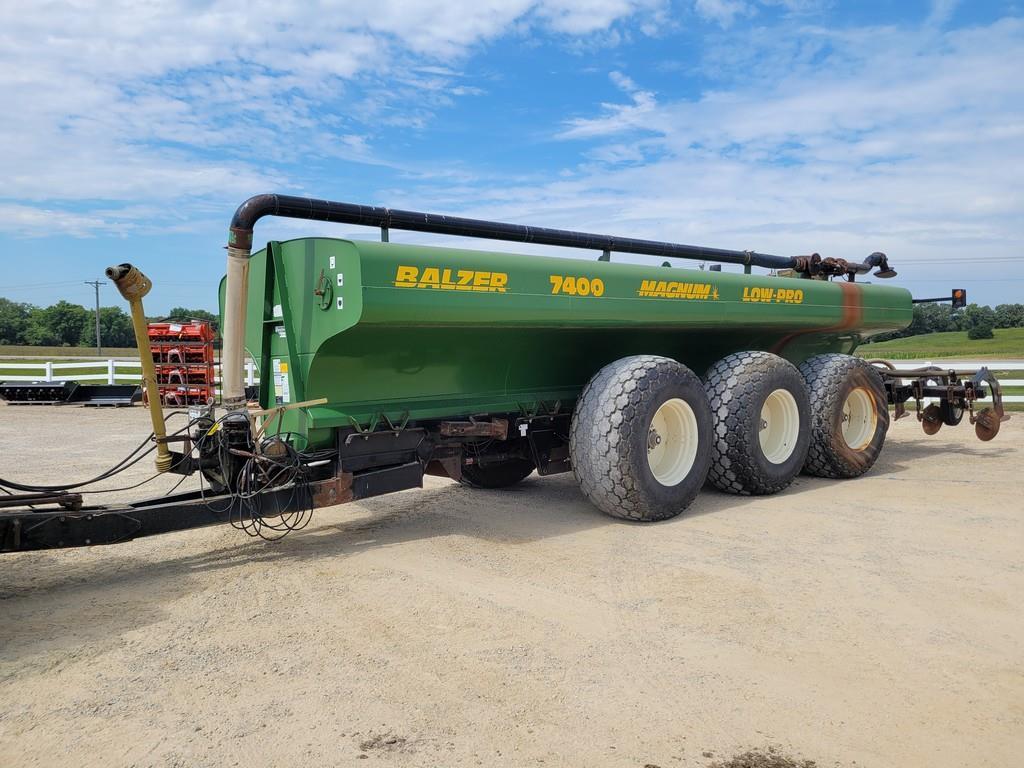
[106,263,173,473]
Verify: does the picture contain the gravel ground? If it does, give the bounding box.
[0,404,1021,768]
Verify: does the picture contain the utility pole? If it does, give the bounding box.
[84,280,103,356]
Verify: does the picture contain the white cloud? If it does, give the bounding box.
[0,0,660,235]
[411,17,1023,299]
[926,0,961,28]
[2,1,1021,305]
[537,0,663,34]
[559,70,659,139]
[694,0,752,27]
[694,0,828,28]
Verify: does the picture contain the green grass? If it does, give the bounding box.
[856,327,1024,360]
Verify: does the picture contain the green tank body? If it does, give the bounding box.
[221,237,912,446]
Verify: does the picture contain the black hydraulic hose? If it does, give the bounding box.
[228,193,800,271]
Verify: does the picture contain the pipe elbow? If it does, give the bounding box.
[864,251,897,278]
[230,193,279,230]
[228,194,280,252]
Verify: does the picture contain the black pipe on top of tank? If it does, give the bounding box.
[228,193,799,271]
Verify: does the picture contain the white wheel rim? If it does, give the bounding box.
[841,387,877,450]
[646,398,699,486]
[759,388,800,464]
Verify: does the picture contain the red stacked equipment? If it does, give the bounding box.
[147,321,216,406]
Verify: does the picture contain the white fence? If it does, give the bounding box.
[1,357,1020,401]
[0,360,260,388]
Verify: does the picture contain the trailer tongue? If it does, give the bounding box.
[0,195,1009,553]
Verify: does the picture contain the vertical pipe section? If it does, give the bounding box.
[222,228,254,411]
[106,264,173,472]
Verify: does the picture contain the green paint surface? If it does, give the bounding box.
[221,238,912,445]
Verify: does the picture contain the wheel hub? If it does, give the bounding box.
[841,387,877,449]
[646,398,699,486]
[758,388,800,465]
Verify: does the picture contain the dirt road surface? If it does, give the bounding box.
[1,405,1021,768]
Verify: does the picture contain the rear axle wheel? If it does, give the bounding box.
[799,354,889,479]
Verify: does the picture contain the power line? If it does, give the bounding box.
[1,281,84,290]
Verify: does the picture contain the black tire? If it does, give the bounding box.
[569,355,712,522]
[459,458,535,489]
[704,351,811,495]
[798,354,889,479]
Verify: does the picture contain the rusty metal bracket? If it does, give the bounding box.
[967,367,1008,441]
[310,472,354,508]
[440,417,509,439]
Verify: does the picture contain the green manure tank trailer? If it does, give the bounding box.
[0,195,1009,551]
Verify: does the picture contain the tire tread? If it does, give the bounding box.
[570,355,707,521]
[798,353,889,478]
[704,351,809,495]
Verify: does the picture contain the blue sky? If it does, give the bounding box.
[1,0,1021,313]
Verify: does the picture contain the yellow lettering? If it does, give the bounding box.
[395,265,418,285]
[419,267,440,288]
[553,274,602,297]
[638,279,716,299]
[394,265,509,293]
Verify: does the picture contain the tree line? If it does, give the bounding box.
[871,302,1024,342]
[0,298,218,348]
